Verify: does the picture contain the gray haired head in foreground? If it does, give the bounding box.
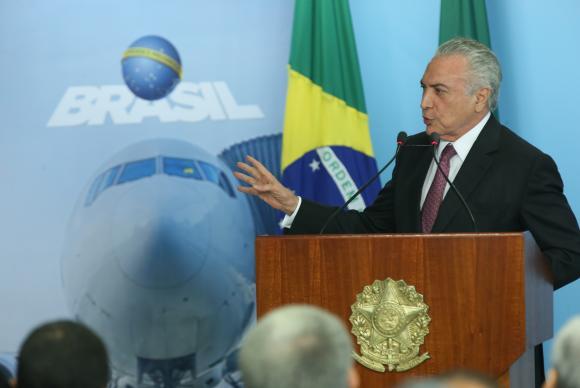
[396,377,447,388]
[239,304,354,388]
[551,315,580,388]
[435,37,502,111]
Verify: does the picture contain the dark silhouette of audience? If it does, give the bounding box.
[15,320,109,388]
[0,369,12,388]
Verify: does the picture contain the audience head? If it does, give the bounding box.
[16,320,109,388]
[397,377,447,388]
[545,315,580,388]
[239,304,358,388]
[0,371,11,388]
[438,369,498,388]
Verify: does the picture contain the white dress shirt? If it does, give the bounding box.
[419,112,490,209]
[280,196,302,228]
[282,111,491,228]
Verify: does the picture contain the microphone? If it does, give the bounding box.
[429,133,478,232]
[319,131,408,234]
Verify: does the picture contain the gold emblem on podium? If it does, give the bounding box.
[349,278,431,372]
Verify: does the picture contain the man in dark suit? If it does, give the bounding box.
[235,37,580,291]
[236,38,580,387]
[285,113,580,289]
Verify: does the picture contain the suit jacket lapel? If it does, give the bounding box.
[431,115,501,232]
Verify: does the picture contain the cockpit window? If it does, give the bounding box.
[198,161,220,184]
[101,165,121,192]
[163,157,202,180]
[84,165,122,207]
[117,158,156,184]
[85,156,235,207]
[84,173,104,206]
[219,171,236,198]
[198,161,235,198]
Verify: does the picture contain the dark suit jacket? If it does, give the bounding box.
[289,115,580,289]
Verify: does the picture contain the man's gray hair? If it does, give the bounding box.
[239,304,354,388]
[435,37,502,111]
[551,316,580,388]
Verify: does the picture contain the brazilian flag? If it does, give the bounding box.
[281,0,380,213]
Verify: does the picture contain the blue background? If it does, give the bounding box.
[0,0,579,374]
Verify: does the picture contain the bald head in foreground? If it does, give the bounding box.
[239,305,359,388]
[396,369,498,388]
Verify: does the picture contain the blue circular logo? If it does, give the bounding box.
[122,36,182,101]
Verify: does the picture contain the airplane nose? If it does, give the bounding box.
[111,183,211,289]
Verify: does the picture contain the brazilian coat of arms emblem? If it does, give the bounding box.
[349,278,431,372]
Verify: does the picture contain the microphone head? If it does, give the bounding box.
[396,131,408,145]
[429,132,441,146]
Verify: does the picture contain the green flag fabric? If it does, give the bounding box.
[439,0,491,46]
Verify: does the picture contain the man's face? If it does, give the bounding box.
[420,54,488,142]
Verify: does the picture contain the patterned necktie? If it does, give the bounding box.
[421,143,457,233]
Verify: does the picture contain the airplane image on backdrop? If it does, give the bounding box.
[61,138,258,388]
[0,135,284,388]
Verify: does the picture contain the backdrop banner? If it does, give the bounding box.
[0,2,293,386]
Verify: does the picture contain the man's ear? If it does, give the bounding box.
[474,87,491,113]
[543,368,558,388]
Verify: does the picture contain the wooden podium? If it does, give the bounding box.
[255,233,553,388]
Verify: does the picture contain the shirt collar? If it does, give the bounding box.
[437,112,491,161]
